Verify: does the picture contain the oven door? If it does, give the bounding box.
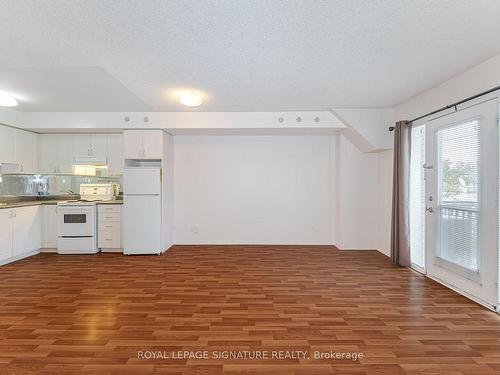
[57,206,95,237]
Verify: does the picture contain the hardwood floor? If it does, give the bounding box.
[0,245,499,374]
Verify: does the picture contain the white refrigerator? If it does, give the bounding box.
[123,167,162,254]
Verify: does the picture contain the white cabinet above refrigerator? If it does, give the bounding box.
[123,130,163,159]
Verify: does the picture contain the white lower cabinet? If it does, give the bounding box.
[0,206,42,264]
[13,206,41,257]
[98,205,122,252]
[0,210,13,261]
[42,205,58,249]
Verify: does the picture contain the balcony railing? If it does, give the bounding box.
[438,203,478,272]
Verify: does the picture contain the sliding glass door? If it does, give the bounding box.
[424,99,498,308]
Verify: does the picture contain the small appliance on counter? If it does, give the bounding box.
[80,183,119,201]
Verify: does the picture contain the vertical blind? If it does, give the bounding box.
[437,119,480,272]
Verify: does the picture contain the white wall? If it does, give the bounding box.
[162,132,174,250]
[396,52,500,119]
[332,108,395,151]
[0,107,22,128]
[173,135,336,245]
[336,135,380,249]
[334,52,500,254]
[376,149,393,256]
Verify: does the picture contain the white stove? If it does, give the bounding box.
[56,183,118,255]
[57,201,98,254]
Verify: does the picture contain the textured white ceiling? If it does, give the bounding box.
[1,0,500,112]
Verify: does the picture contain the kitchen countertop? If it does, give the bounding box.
[0,200,123,209]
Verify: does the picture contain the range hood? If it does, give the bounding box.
[0,163,22,173]
[72,157,108,166]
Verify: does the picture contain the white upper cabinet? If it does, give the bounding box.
[39,134,73,173]
[90,134,108,158]
[39,134,59,173]
[72,134,92,157]
[73,134,108,158]
[15,129,39,173]
[39,133,123,175]
[142,130,163,159]
[0,125,39,172]
[123,130,143,159]
[57,134,74,174]
[124,130,163,159]
[107,134,124,175]
[0,125,17,164]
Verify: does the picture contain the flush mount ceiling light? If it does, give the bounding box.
[179,91,203,107]
[0,93,18,107]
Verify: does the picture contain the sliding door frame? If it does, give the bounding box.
[408,90,500,311]
[410,118,427,275]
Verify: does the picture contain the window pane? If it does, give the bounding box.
[437,120,479,271]
[64,214,87,224]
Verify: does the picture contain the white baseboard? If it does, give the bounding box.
[0,249,40,266]
[336,247,378,251]
[425,273,497,312]
[377,250,390,257]
[40,248,57,253]
[101,248,123,253]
